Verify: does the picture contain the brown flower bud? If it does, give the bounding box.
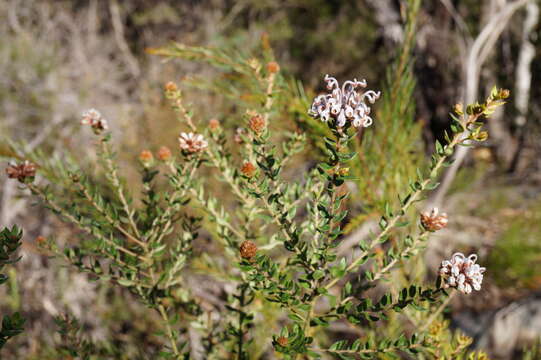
[165,81,178,92]
[240,162,256,178]
[420,208,448,232]
[157,146,172,161]
[248,113,266,135]
[209,118,220,131]
[276,336,288,347]
[266,61,280,74]
[239,240,257,259]
[36,236,46,245]
[5,161,37,183]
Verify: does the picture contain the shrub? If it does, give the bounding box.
[2,56,508,357]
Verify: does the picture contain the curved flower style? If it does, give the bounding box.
[178,132,208,153]
[308,74,381,128]
[439,253,486,294]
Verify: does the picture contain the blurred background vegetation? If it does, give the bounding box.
[0,0,540,358]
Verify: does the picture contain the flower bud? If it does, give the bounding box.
[157,146,172,161]
[472,131,488,142]
[453,103,464,116]
[239,240,257,259]
[36,236,46,246]
[240,162,256,178]
[248,113,266,135]
[165,81,178,92]
[139,150,154,166]
[420,208,448,232]
[209,119,220,131]
[338,167,350,176]
[276,336,288,347]
[266,61,280,74]
[499,89,510,99]
[5,161,37,183]
[466,103,484,116]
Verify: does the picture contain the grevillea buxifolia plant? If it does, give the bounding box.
[4,67,507,358]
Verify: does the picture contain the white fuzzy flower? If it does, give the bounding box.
[81,108,108,133]
[439,253,486,294]
[308,74,380,128]
[178,132,208,153]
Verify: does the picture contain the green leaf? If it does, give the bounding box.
[312,270,325,280]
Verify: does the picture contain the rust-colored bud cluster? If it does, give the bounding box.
[248,113,266,135]
[276,336,288,347]
[266,61,280,74]
[209,118,220,131]
[165,81,178,92]
[36,236,46,246]
[239,240,257,259]
[5,160,37,183]
[240,162,256,178]
[139,150,154,165]
[420,208,448,232]
[157,146,172,161]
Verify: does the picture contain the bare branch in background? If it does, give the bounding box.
[509,2,539,172]
[430,0,531,207]
[109,0,140,77]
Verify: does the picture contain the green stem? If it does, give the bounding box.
[419,290,457,332]
[100,140,143,243]
[324,118,471,291]
[309,343,422,355]
[158,304,181,358]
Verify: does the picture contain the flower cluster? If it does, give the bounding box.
[240,161,256,178]
[248,112,266,134]
[139,150,154,166]
[81,109,108,134]
[239,240,257,259]
[420,208,448,232]
[178,132,208,154]
[157,146,172,161]
[439,253,485,294]
[5,161,37,183]
[209,119,220,131]
[308,74,381,128]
